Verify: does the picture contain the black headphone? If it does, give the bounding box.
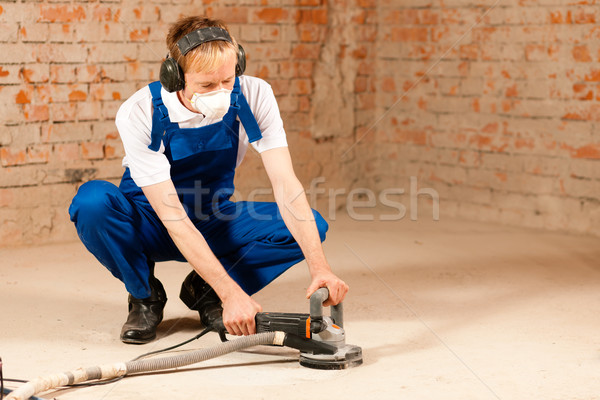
[159,26,246,93]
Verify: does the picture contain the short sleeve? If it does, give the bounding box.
[240,76,288,153]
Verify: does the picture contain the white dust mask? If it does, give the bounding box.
[188,88,232,119]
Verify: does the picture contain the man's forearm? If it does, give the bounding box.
[162,217,244,299]
[273,177,331,275]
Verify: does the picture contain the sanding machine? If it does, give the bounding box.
[214,287,363,369]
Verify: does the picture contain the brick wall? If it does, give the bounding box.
[363,0,600,236]
[0,0,371,246]
[1,0,599,247]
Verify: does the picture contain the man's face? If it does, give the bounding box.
[181,50,236,101]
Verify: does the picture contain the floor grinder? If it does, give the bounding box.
[213,288,363,369]
[4,289,362,400]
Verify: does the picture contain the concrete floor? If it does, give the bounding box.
[2,214,600,400]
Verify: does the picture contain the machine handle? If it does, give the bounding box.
[309,288,344,330]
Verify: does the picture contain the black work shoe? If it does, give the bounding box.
[179,271,223,328]
[120,277,167,344]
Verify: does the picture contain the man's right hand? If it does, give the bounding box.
[221,290,262,336]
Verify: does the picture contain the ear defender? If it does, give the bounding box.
[235,44,246,77]
[159,56,185,93]
[159,26,246,93]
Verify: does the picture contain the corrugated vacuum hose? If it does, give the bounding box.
[6,331,285,400]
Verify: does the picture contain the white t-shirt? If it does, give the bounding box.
[115,75,288,187]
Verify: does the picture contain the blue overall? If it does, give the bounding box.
[69,78,328,299]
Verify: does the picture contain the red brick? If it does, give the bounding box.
[357,0,375,8]
[420,10,439,25]
[77,101,103,121]
[298,25,323,42]
[295,10,312,24]
[92,4,113,22]
[574,8,596,24]
[23,104,49,122]
[352,10,367,24]
[50,65,76,83]
[549,10,567,24]
[298,96,310,112]
[260,26,280,42]
[104,140,124,159]
[15,88,32,104]
[506,84,518,98]
[357,25,377,42]
[42,123,94,143]
[205,7,248,24]
[584,69,600,81]
[482,122,499,134]
[75,65,103,83]
[459,44,479,60]
[101,101,120,120]
[391,27,428,42]
[0,188,14,208]
[35,85,52,103]
[69,90,87,102]
[573,45,592,62]
[51,103,77,122]
[562,104,600,121]
[571,144,600,159]
[312,9,328,25]
[391,129,427,145]
[28,145,51,164]
[0,148,26,166]
[356,93,375,110]
[354,77,368,93]
[278,96,299,112]
[81,141,105,160]
[351,46,368,59]
[525,44,547,61]
[292,44,321,60]
[381,77,396,92]
[38,5,86,23]
[384,10,419,25]
[292,79,312,95]
[254,8,288,24]
[53,143,80,162]
[129,27,150,41]
[357,61,374,76]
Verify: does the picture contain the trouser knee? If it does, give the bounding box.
[69,180,126,228]
[313,209,329,242]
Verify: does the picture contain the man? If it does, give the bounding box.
[69,16,348,344]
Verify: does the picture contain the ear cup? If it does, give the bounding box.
[236,44,246,76]
[159,57,185,92]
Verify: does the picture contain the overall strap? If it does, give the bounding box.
[148,81,170,152]
[232,77,263,143]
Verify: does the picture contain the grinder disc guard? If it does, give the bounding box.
[299,344,363,370]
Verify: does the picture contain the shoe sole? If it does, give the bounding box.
[121,335,156,345]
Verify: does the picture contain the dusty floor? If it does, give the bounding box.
[2,214,600,400]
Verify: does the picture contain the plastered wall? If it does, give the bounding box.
[1,0,599,246]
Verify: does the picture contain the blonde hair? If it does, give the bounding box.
[166,16,238,74]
